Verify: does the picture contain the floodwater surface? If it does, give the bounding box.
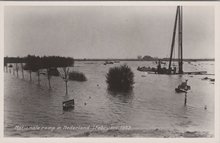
[4,61,214,137]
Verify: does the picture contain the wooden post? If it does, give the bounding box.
[184,92,187,106]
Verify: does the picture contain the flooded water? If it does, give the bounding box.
[4,61,214,137]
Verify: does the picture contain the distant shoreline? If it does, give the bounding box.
[74,58,215,62]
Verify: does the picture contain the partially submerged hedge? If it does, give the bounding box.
[69,71,87,82]
[106,64,134,91]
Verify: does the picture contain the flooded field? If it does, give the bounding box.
[4,61,214,137]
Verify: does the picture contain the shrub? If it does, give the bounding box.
[69,71,87,81]
[106,64,134,91]
[49,68,59,76]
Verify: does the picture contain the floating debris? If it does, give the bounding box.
[104,61,114,65]
[201,77,215,82]
[202,77,209,80]
[63,99,74,110]
[137,66,154,72]
[210,79,215,82]
[8,64,13,68]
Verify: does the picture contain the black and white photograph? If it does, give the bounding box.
[2,3,218,139]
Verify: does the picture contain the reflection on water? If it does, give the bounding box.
[4,61,214,137]
[107,89,134,103]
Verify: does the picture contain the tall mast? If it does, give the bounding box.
[179,6,183,74]
[168,6,180,72]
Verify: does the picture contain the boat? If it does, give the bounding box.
[63,99,74,110]
[104,61,114,65]
[175,80,191,93]
[175,88,187,93]
[137,66,156,72]
[137,6,183,74]
[137,6,207,75]
[161,6,184,74]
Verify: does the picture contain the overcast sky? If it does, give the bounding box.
[4,6,214,59]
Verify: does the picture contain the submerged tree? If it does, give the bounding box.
[24,55,35,82]
[12,64,15,75]
[15,63,19,78]
[24,55,42,83]
[34,56,42,85]
[21,62,24,79]
[63,67,70,95]
[41,56,54,89]
[4,55,74,90]
[41,56,74,90]
[59,67,70,95]
[4,56,25,78]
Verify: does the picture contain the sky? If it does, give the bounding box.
[4,6,214,59]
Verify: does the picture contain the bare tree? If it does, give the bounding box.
[36,70,41,85]
[29,70,32,82]
[15,63,19,78]
[59,67,70,95]
[47,68,51,90]
[21,63,24,79]
[12,64,15,75]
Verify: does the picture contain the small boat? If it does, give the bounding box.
[63,99,74,110]
[202,77,209,80]
[175,80,191,93]
[104,61,114,65]
[137,66,156,72]
[175,88,187,93]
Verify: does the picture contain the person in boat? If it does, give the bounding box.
[157,60,161,74]
[178,80,189,90]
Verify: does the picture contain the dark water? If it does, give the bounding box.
[4,61,214,137]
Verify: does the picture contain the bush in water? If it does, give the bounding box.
[106,64,134,91]
[69,71,87,82]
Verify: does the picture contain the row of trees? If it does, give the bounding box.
[4,55,74,94]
